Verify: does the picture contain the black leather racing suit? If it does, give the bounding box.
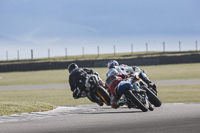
[69,67,94,94]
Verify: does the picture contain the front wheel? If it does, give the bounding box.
[125,90,148,112]
[95,86,111,106]
[142,86,162,107]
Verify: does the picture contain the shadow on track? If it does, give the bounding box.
[89,110,142,114]
[73,106,143,115]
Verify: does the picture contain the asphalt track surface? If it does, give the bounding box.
[0,103,200,133]
[0,79,200,90]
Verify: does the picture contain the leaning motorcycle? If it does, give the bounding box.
[117,77,154,112]
[140,81,162,107]
[84,74,111,106]
[120,65,162,107]
[132,71,162,107]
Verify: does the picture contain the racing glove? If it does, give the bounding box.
[94,72,99,76]
[73,87,81,99]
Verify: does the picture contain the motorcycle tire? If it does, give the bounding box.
[148,102,154,111]
[95,86,111,106]
[125,90,148,112]
[142,86,162,107]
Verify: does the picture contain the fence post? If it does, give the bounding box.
[179,41,181,52]
[196,40,198,51]
[114,45,116,56]
[17,50,20,60]
[65,48,67,59]
[97,46,100,57]
[82,47,84,58]
[31,49,33,60]
[163,42,165,52]
[131,44,133,55]
[6,51,8,61]
[48,49,50,58]
[146,43,148,53]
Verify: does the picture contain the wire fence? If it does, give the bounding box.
[1,40,199,61]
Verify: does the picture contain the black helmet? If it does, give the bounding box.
[68,63,78,73]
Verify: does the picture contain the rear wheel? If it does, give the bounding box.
[142,87,162,107]
[125,90,148,112]
[95,86,111,106]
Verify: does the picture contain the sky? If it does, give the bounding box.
[0,0,200,60]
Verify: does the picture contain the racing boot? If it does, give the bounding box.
[150,83,157,94]
[97,102,104,106]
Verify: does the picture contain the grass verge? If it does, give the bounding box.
[0,88,90,116]
[0,102,56,116]
[158,85,200,103]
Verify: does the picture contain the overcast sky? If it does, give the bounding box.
[0,0,200,60]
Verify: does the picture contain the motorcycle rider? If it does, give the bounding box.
[122,64,157,94]
[105,60,133,109]
[68,63,105,105]
[107,60,157,94]
[106,60,153,109]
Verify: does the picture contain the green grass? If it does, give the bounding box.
[0,102,56,116]
[93,63,200,81]
[158,85,200,103]
[138,63,200,80]
[0,69,68,86]
[0,88,89,106]
[0,88,90,116]
[0,63,200,86]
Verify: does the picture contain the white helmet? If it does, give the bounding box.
[107,60,119,69]
[132,66,141,73]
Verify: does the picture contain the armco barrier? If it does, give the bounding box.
[0,54,199,72]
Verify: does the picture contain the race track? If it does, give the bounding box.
[0,103,200,133]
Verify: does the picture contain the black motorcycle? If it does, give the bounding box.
[84,74,111,106]
[133,71,162,107]
[117,75,154,112]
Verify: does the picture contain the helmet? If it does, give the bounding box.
[132,66,141,73]
[107,60,119,69]
[68,63,78,73]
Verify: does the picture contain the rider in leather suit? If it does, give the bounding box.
[105,61,133,109]
[68,63,105,104]
[120,64,157,94]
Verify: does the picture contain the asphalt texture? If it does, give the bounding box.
[0,103,200,133]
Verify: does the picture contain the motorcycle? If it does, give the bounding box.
[131,71,162,107]
[140,80,162,107]
[117,74,154,112]
[84,74,111,106]
[120,66,162,107]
